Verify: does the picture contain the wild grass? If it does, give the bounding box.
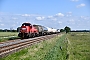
[67,32,90,60]
[1,34,67,60]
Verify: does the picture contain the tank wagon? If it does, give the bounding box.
[33,25,48,36]
[47,27,58,34]
[42,26,48,35]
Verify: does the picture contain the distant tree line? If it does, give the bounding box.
[71,30,90,32]
[0,27,21,32]
[0,29,17,32]
[60,26,90,33]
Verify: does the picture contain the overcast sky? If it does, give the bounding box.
[0,0,90,30]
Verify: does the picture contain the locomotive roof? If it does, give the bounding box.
[22,23,32,26]
[23,23,31,24]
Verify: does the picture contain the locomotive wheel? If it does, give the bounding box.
[26,34,29,38]
[21,33,24,39]
[32,33,35,38]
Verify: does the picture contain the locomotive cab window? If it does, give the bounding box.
[22,23,31,26]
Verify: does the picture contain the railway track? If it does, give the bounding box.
[0,34,58,58]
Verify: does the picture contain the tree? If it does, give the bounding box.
[64,26,71,34]
[60,29,64,32]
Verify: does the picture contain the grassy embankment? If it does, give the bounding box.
[67,32,90,60]
[1,34,67,60]
[0,32,19,42]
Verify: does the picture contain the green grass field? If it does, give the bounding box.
[0,32,18,37]
[0,32,90,60]
[0,32,19,42]
[67,32,90,60]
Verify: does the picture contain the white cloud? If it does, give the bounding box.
[0,24,4,26]
[12,17,18,20]
[36,16,45,20]
[81,16,86,20]
[22,14,30,17]
[48,16,53,19]
[66,15,69,17]
[68,19,75,24]
[47,16,57,21]
[80,16,84,18]
[52,18,57,21]
[58,21,62,24]
[84,18,87,20]
[71,0,79,2]
[66,12,72,17]
[80,16,90,20]
[69,19,74,22]
[77,3,86,8]
[66,15,72,17]
[55,13,64,17]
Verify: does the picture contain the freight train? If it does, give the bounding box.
[18,22,60,39]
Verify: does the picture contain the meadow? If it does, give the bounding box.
[0,32,19,42]
[67,32,90,60]
[0,32,18,37]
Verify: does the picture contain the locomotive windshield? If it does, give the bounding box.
[22,23,31,26]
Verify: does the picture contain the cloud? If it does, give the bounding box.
[0,12,90,30]
[66,12,72,17]
[47,16,53,19]
[36,16,45,20]
[66,15,72,17]
[71,0,79,2]
[68,19,75,24]
[22,14,30,17]
[0,24,4,26]
[55,13,64,17]
[47,16,57,21]
[58,21,62,24]
[80,16,90,20]
[12,17,18,20]
[80,16,84,18]
[69,19,74,22]
[77,3,86,8]
[52,18,57,21]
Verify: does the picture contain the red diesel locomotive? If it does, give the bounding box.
[18,23,39,38]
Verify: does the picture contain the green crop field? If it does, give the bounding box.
[67,32,90,60]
